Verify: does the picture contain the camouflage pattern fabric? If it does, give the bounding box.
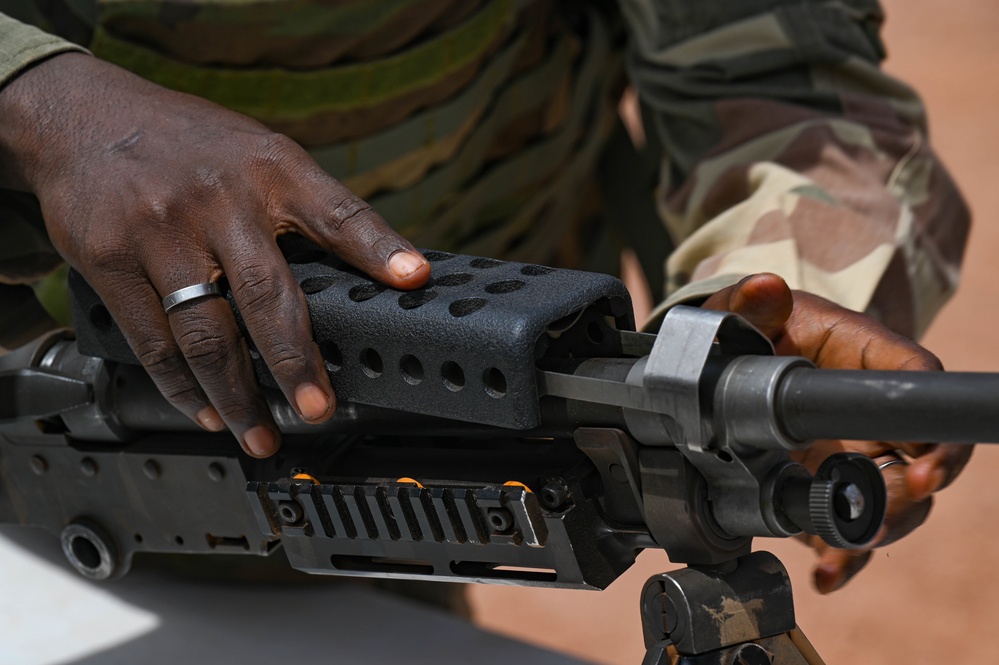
[619,0,969,338]
[89,0,524,145]
[0,13,87,324]
[81,0,624,266]
[0,0,971,347]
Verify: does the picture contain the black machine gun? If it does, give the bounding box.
[0,245,993,664]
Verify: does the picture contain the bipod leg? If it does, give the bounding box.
[639,551,827,665]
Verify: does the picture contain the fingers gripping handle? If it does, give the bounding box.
[67,246,634,431]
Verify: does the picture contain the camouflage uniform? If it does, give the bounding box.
[0,0,970,345]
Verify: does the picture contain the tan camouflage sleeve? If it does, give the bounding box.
[621,0,969,339]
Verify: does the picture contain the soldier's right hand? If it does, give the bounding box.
[703,274,973,593]
[0,53,431,457]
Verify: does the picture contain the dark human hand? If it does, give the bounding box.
[702,273,973,593]
[0,53,431,458]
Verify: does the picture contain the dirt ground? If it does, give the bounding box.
[470,2,999,663]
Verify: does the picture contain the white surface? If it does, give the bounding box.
[0,532,158,664]
[0,527,593,665]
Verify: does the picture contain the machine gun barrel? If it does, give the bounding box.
[776,368,999,444]
[24,338,999,449]
[538,354,999,450]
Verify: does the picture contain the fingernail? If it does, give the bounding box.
[926,466,947,496]
[815,564,843,594]
[295,382,332,421]
[388,251,425,279]
[243,426,277,457]
[911,464,945,501]
[196,406,226,432]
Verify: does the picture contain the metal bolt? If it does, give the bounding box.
[540,480,569,510]
[207,462,225,482]
[833,483,865,521]
[142,460,161,480]
[80,457,97,477]
[643,590,667,640]
[664,595,678,636]
[486,507,514,533]
[277,501,304,525]
[641,582,679,642]
[29,455,48,475]
[61,522,117,581]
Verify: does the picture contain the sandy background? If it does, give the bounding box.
[471,2,999,663]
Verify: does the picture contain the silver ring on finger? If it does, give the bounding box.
[162,282,223,313]
[877,451,909,472]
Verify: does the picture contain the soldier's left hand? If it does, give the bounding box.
[702,273,973,593]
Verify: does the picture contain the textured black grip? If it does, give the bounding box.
[69,240,633,430]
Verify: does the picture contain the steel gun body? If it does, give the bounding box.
[0,245,993,663]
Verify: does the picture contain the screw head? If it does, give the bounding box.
[641,582,679,642]
[207,462,225,482]
[29,455,48,475]
[142,460,161,480]
[486,507,514,533]
[80,457,98,477]
[277,501,304,525]
[540,480,570,510]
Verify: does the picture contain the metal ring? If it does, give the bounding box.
[162,282,223,313]
[877,451,909,472]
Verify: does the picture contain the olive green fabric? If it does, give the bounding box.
[0,11,86,91]
[89,0,525,144]
[0,14,89,332]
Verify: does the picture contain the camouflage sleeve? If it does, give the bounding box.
[0,12,86,287]
[621,0,970,339]
[0,13,87,341]
[0,11,87,88]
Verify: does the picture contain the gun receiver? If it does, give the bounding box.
[0,245,992,662]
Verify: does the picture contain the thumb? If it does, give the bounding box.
[701,273,793,340]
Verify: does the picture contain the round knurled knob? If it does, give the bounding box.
[808,478,851,548]
[808,453,886,549]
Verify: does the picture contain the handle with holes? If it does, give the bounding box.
[68,243,634,429]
